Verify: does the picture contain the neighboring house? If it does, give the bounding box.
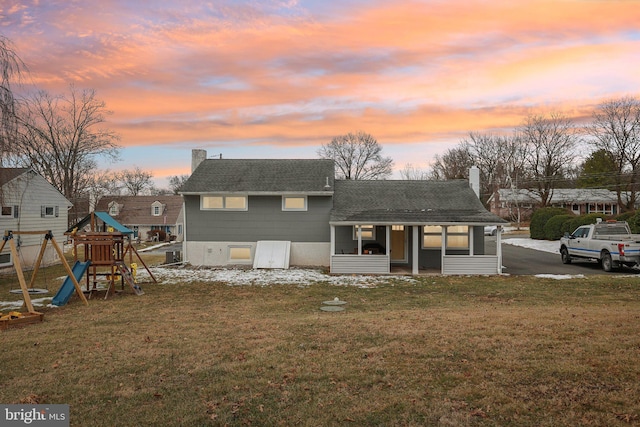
[0,168,72,268]
[95,195,184,241]
[489,188,620,220]
[181,151,507,275]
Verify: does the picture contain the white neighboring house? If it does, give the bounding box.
[0,168,72,269]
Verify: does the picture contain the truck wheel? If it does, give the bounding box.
[560,247,572,264]
[601,251,613,272]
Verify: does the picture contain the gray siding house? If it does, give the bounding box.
[0,168,73,268]
[331,179,507,274]
[180,155,334,267]
[181,151,508,275]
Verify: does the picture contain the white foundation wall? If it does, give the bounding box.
[183,241,330,267]
[289,242,330,266]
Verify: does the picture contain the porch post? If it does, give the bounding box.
[330,225,335,256]
[385,224,390,258]
[412,226,419,275]
[441,226,447,274]
[469,225,474,256]
[496,226,503,274]
[357,225,362,255]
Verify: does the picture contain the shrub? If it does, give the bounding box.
[543,214,575,240]
[147,229,167,242]
[628,211,640,234]
[530,207,569,240]
[565,213,606,235]
[616,210,636,223]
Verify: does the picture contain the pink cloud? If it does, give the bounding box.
[2,0,639,166]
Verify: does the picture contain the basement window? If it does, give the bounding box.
[228,246,252,263]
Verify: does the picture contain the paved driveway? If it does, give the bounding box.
[486,236,640,276]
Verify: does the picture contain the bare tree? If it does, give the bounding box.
[85,169,120,209]
[399,164,429,180]
[0,35,25,162]
[520,113,578,207]
[462,132,530,208]
[588,96,640,211]
[428,146,474,180]
[318,131,393,180]
[13,85,120,199]
[168,174,190,194]
[117,166,153,196]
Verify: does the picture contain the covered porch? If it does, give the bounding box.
[329,223,503,275]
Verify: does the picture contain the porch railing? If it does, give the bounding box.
[442,255,500,275]
[330,254,390,274]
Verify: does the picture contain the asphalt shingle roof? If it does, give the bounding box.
[95,195,183,226]
[180,159,335,193]
[0,168,31,185]
[331,180,507,224]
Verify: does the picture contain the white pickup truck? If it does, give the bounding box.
[559,221,640,271]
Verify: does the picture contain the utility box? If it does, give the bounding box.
[165,251,182,264]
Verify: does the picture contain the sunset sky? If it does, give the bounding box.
[2,0,639,188]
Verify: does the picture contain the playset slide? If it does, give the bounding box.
[52,260,91,306]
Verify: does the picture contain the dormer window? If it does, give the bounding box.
[108,201,119,216]
[151,201,164,216]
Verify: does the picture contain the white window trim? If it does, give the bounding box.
[201,195,248,211]
[421,225,469,249]
[0,252,12,267]
[282,195,308,211]
[422,225,442,249]
[353,225,376,240]
[151,201,164,216]
[41,205,58,218]
[0,206,14,218]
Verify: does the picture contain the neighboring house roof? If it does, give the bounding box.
[331,180,507,224]
[0,167,72,207]
[0,168,31,185]
[180,159,335,194]
[493,188,619,205]
[95,195,183,226]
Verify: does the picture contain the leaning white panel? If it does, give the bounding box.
[253,241,291,269]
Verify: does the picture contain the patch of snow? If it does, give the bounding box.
[0,296,53,310]
[138,242,172,253]
[503,238,559,254]
[535,274,585,280]
[136,267,418,288]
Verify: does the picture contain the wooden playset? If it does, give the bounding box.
[67,212,157,298]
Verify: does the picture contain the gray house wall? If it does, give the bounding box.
[184,195,332,242]
[334,225,487,270]
[417,226,485,268]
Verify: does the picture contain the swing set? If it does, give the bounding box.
[0,230,87,330]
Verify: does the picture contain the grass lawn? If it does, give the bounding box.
[1,260,640,426]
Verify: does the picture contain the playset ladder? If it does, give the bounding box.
[115,262,144,296]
